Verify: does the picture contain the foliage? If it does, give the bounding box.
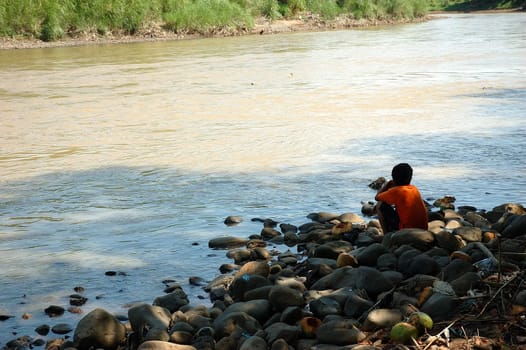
[0,0,522,40]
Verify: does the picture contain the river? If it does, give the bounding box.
[0,13,525,344]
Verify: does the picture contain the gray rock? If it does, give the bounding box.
[128,304,171,342]
[420,293,459,322]
[209,236,249,249]
[212,311,261,338]
[51,323,73,335]
[363,308,403,331]
[137,341,197,350]
[224,216,243,225]
[343,293,374,318]
[264,322,302,344]
[316,319,366,345]
[310,266,393,298]
[356,243,388,266]
[450,272,482,296]
[230,274,272,301]
[383,229,435,250]
[434,230,464,252]
[153,288,189,313]
[240,335,267,350]
[309,296,342,319]
[376,252,397,271]
[73,308,126,350]
[502,215,526,237]
[236,261,270,278]
[454,226,483,242]
[442,258,474,282]
[220,299,272,325]
[268,285,305,311]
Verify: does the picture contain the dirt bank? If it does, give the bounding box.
[0,14,428,50]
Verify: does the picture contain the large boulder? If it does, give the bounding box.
[73,308,126,350]
[383,229,435,251]
[128,304,172,342]
[212,311,261,338]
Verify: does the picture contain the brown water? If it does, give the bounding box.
[0,13,525,344]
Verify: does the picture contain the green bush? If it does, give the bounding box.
[306,0,341,18]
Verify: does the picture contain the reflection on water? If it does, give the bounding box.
[0,13,525,343]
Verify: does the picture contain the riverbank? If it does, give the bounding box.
[0,14,431,50]
[3,199,526,349]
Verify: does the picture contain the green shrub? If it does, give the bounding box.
[306,0,341,19]
[342,0,376,19]
[40,3,64,41]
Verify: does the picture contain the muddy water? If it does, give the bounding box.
[0,13,525,343]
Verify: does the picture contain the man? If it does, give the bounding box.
[375,163,428,233]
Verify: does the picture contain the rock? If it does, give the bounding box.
[502,214,526,237]
[212,311,261,338]
[307,212,340,223]
[220,299,272,325]
[44,305,65,317]
[268,285,305,311]
[339,212,364,223]
[343,292,374,318]
[239,335,267,350]
[434,230,464,252]
[450,272,482,296]
[35,324,50,336]
[73,308,126,350]
[383,229,435,251]
[227,249,252,264]
[363,309,403,331]
[356,243,388,266]
[311,266,393,298]
[224,216,243,225]
[128,304,171,342]
[454,226,483,242]
[270,338,290,350]
[137,340,197,350]
[69,294,88,306]
[406,254,440,277]
[237,261,270,277]
[309,296,342,319]
[264,322,302,344]
[280,306,304,325]
[280,223,298,234]
[153,287,189,312]
[420,293,459,322]
[376,252,397,271]
[316,319,366,345]
[209,236,249,249]
[442,258,474,282]
[230,274,272,301]
[51,323,73,334]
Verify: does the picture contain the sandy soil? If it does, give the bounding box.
[0,14,429,50]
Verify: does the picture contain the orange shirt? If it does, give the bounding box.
[376,185,428,230]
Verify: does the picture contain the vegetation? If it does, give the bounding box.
[0,0,523,42]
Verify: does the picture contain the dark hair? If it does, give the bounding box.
[392,163,413,185]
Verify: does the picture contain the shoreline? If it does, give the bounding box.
[1,9,521,51]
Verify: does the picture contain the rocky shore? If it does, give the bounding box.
[2,181,526,350]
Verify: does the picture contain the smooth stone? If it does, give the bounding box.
[502,215,526,237]
[35,324,50,336]
[208,236,249,249]
[307,212,340,223]
[44,305,65,317]
[280,223,298,234]
[236,261,270,278]
[376,253,397,271]
[363,308,403,331]
[316,319,366,345]
[310,266,393,298]
[514,290,526,306]
[52,323,73,334]
[137,340,197,350]
[383,229,435,251]
[153,288,189,313]
[454,226,483,242]
[280,306,304,325]
[343,293,374,319]
[450,272,482,296]
[239,335,267,350]
[339,212,363,223]
[220,299,272,325]
[229,274,272,302]
[170,331,193,344]
[261,227,281,239]
[406,254,441,277]
[306,257,338,270]
[227,249,252,264]
[212,311,261,338]
[427,220,445,234]
[128,304,171,342]
[264,322,302,344]
[356,243,388,266]
[442,258,475,282]
[420,293,459,322]
[224,216,243,225]
[309,296,342,319]
[73,308,126,350]
[445,219,462,230]
[434,230,464,252]
[268,285,305,311]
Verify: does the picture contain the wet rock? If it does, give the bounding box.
[236,261,270,277]
[434,230,464,252]
[376,252,397,271]
[280,306,304,325]
[227,249,252,264]
[73,308,126,350]
[128,304,171,342]
[442,258,474,282]
[224,216,243,225]
[137,340,197,350]
[307,212,340,223]
[70,294,88,306]
[450,272,482,296]
[35,324,50,336]
[51,323,73,334]
[209,236,249,249]
[44,305,65,317]
[153,287,189,312]
[343,292,374,318]
[502,214,526,237]
[220,299,272,325]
